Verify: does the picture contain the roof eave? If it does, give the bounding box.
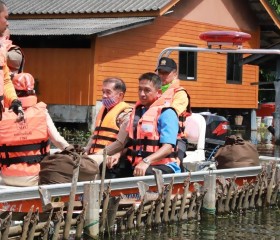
[159,0,180,16]
[8,11,161,19]
[260,0,280,29]
[97,18,155,37]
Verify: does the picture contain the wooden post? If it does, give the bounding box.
[100,148,107,204]
[1,212,12,240]
[52,208,64,240]
[202,173,216,215]
[20,206,34,240]
[75,205,87,240]
[27,208,39,240]
[83,182,100,239]
[63,152,81,240]
[42,208,54,240]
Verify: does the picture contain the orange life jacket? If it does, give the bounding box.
[19,95,37,108]
[126,99,178,166]
[88,101,131,154]
[162,79,192,136]
[0,101,50,166]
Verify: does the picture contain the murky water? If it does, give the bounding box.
[99,208,280,240]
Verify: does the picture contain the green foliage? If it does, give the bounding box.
[57,127,91,146]
[259,68,276,102]
[260,68,276,82]
[268,0,280,15]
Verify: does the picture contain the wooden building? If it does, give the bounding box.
[6,0,280,127]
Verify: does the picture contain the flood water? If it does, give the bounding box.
[103,208,280,240]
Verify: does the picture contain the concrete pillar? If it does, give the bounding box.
[251,109,257,131]
[202,173,216,215]
[83,182,100,239]
[90,101,102,132]
[274,57,280,145]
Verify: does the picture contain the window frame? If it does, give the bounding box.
[178,44,197,81]
[226,53,243,84]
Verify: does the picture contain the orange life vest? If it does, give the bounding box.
[162,79,192,136]
[126,99,178,166]
[0,101,50,166]
[88,101,131,154]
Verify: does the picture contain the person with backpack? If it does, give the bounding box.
[0,72,70,186]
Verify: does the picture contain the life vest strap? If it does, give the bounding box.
[95,126,119,134]
[0,140,50,153]
[92,135,116,142]
[0,153,48,165]
[126,148,177,159]
[126,138,160,148]
[90,143,106,150]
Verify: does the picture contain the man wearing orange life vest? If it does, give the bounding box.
[0,1,24,122]
[84,77,132,155]
[0,73,70,186]
[105,72,181,177]
[156,57,192,168]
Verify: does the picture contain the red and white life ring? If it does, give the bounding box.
[199,31,251,45]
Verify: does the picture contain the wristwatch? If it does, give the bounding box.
[142,158,151,165]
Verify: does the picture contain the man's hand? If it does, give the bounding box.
[9,99,24,122]
[106,152,121,169]
[133,161,149,176]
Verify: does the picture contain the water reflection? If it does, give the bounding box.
[109,208,280,240]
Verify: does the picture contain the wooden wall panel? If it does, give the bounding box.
[94,16,260,109]
[23,48,91,105]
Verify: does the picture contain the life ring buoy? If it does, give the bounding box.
[199,31,251,45]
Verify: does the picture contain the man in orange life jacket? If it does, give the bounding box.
[0,73,70,186]
[105,72,181,177]
[84,77,132,155]
[156,57,192,169]
[0,1,24,122]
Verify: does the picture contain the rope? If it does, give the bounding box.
[206,145,220,161]
[201,207,216,215]
[83,220,99,230]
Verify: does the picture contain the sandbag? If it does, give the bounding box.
[214,135,259,169]
[39,148,99,185]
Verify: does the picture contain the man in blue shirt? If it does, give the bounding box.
[104,72,181,178]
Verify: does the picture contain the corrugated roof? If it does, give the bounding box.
[5,0,172,15]
[8,17,155,36]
